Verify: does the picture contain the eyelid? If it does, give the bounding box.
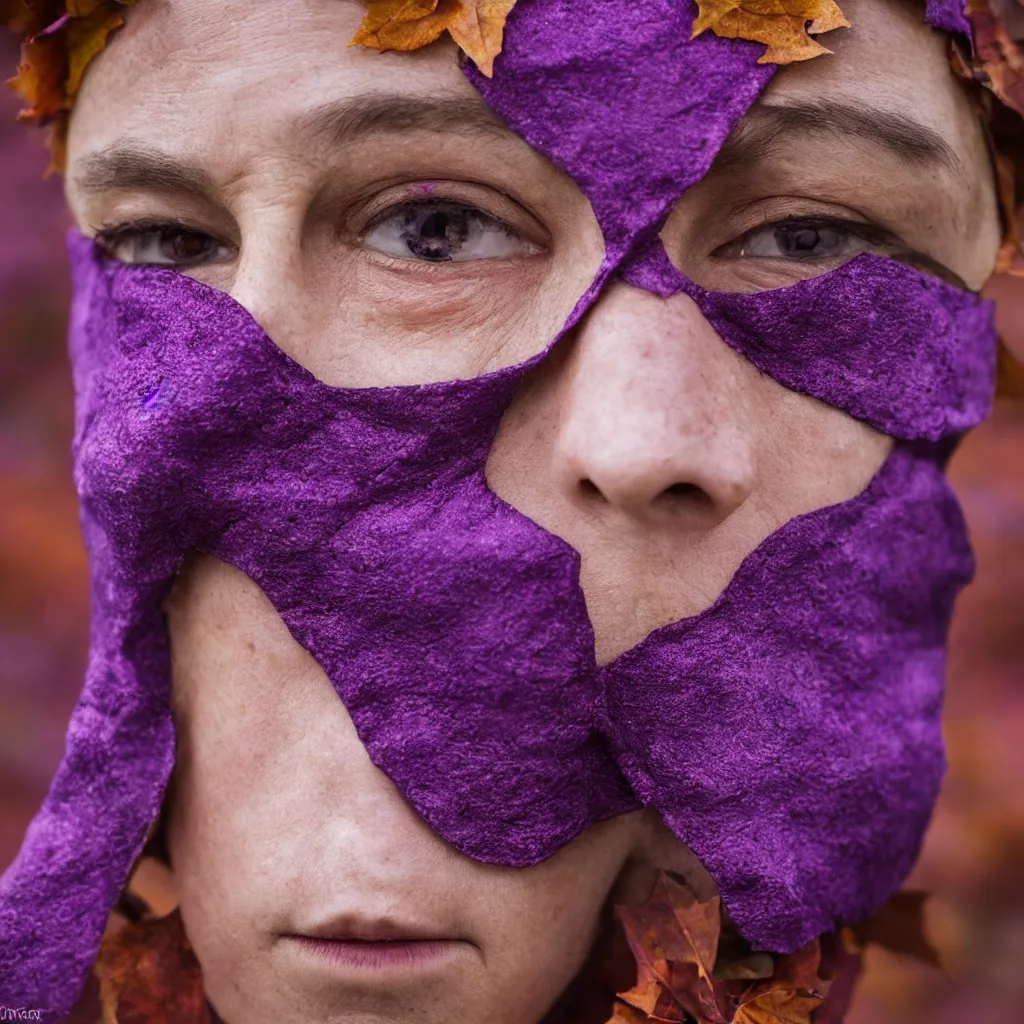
[344,181,550,249]
[708,208,968,289]
[736,215,893,250]
[94,220,236,267]
[95,218,231,246]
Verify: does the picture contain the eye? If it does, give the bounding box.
[715,217,886,263]
[96,224,232,268]
[362,200,538,263]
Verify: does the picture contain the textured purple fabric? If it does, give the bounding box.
[607,441,970,950]
[617,237,996,441]
[0,0,1000,1017]
[467,0,774,257]
[925,0,972,38]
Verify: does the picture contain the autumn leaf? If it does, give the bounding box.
[67,0,108,16]
[10,31,66,123]
[351,0,517,76]
[95,909,210,1024]
[606,1004,661,1024]
[728,941,823,1024]
[693,0,850,65]
[351,0,454,53]
[604,872,884,1024]
[4,0,137,172]
[732,988,823,1024]
[444,0,516,76]
[614,872,729,1023]
[64,2,126,100]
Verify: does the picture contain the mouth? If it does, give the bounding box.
[284,916,470,973]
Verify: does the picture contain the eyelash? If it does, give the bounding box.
[713,214,967,287]
[93,208,965,288]
[95,218,229,266]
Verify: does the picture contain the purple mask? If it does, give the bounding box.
[0,0,996,1017]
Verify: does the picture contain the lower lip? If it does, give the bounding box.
[288,936,463,971]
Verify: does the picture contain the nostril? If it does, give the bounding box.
[662,482,710,504]
[579,478,604,501]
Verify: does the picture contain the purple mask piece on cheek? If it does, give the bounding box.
[0,0,999,1015]
[617,237,996,441]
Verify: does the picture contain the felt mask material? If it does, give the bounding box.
[0,0,997,1017]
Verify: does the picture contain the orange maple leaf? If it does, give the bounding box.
[693,0,850,65]
[95,909,210,1024]
[351,0,518,77]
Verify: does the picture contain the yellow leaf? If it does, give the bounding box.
[808,0,850,35]
[65,4,125,102]
[732,987,823,1024]
[693,0,849,65]
[67,0,107,16]
[692,0,744,36]
[446,0,517,76]
[351,0,455,53]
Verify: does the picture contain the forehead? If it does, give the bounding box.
[69,0,972,173]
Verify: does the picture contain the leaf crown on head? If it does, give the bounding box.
[0,0,1020,175]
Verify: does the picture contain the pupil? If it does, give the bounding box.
[170,232,208,261]
[420,211,449,239]
[403,203,470,262]
[778,226,823,256]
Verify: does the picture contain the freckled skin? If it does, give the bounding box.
[59,0,1000,1021]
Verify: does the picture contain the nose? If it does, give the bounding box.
[227,209,316,366]
[552,284,757,528]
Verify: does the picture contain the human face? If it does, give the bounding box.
[63,0,1000,1022]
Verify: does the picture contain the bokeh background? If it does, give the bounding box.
[1,36,1022,1021]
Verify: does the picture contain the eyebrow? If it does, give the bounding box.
[72,95,516,198]
[713,99,964,176]
[299,93,515,146]
[73,147,216,198]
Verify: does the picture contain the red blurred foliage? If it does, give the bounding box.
[0,36,1022,1022]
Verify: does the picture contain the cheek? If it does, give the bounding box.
[276,236,603,389]
[161,555,392,985]
[464,815,644,1016]
[757,382,893,509]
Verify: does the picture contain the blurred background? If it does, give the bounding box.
[0,36,1022,1022]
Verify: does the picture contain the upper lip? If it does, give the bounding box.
[290,915,457,943]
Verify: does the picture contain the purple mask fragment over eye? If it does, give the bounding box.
[0,0,998,1017]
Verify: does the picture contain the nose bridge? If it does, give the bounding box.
[555,283,757,523]
[227,191,307,349]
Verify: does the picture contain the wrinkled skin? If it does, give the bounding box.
[62,0,999,1021]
